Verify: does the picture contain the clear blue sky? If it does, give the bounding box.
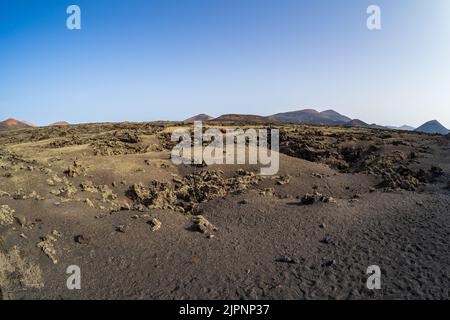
[1,0,449,127]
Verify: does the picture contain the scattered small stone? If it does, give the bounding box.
[319,223,326,229]
[116,225,129,233]
[12,189,27,200]
[320,235,336,245]
[14,215,27,227]
[30,191,44,201]
[323,196,336,203]
[148,218,162,232]
[53,185,77,198]
[238,199,248,205]
[65,160,85,178]
[276,256,299,264]
[0,190,10,197]
[259,188,275,197]
[42,167,53,174]
[132,204,146,212]
[85,198,95,208]
[194,222,208,233]
[322,259,337,267]
[276,175,292,185]
[74,234,90,245]
[52,230,62,237]
[80,181,98,193]
[98,185,117,201]
[192,215,217,234]
[37,235,58,264]
[120,202,131,211]
[52,174,63,183]
[300,192,334,205]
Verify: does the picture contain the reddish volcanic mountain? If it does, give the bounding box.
[0,118,33,130]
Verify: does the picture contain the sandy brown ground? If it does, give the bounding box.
[0,122,449,300]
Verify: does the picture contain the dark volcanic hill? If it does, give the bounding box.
[210,114,272,123]
[414,120,449,135]
[318,109,353,123]
[0,118,32,130]
[345,119,369,128]
[184,114,214,122]
[270,109,351,125]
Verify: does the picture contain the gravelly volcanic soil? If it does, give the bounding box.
[0,122,449,300]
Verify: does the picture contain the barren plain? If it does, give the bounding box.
[0,122,449,299]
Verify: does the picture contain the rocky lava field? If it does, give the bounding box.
[0,122,449,299]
